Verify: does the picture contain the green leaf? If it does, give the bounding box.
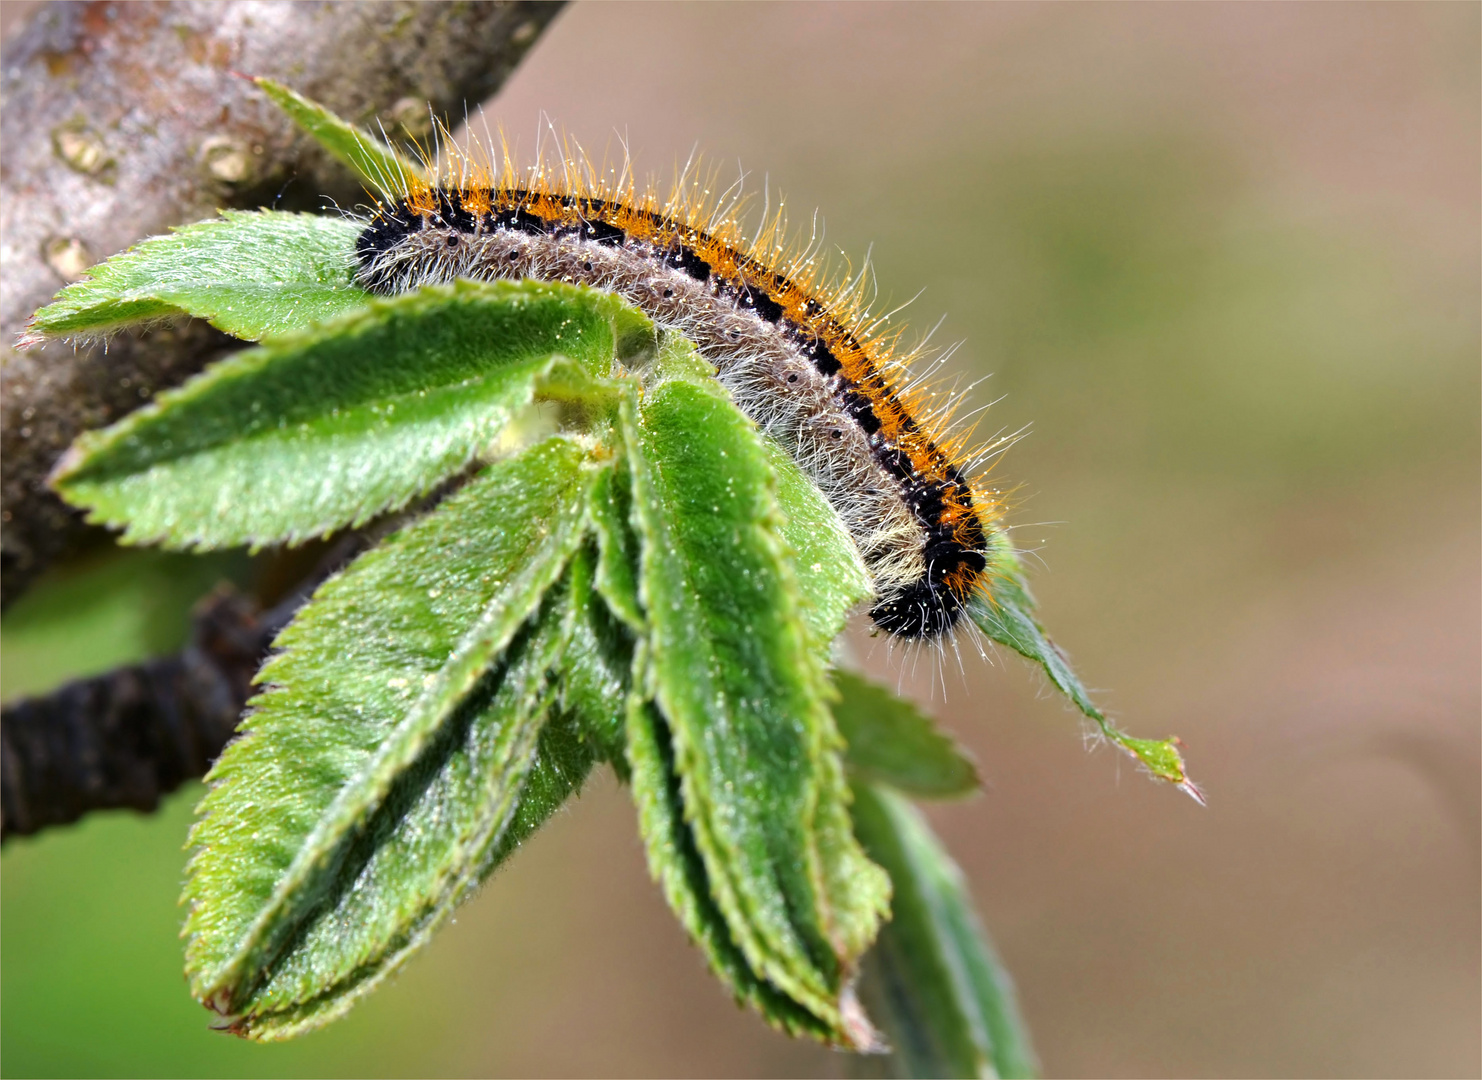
[227,586,574,1040]
[20,210,368,345]
[971,540,1203,803]
[833,671,979,799]
[625,663,835,1043]
[52,280,633,550]
[253,76,428,194]
[555,537,633,769]
[641,332,871,647]
[850,783,1039,1080]
[586,458,645,634]
[762,436,872,647]
[478,545,617,869]
[620,340,890,1048]
[184,437,600,1033]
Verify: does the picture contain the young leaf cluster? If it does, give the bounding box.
[32,252,906,1044]
[17,81,1200,1074]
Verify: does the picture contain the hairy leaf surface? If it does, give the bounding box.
[761,438,871,647]
[621,339,890,1047]
[626,665,834,1042]
[637,334,870,647]
[231,588,573,1039]
[53,281,632,550]
[554,539,633,769]
[21,211,368,344]
[185,437,599,1031]
[851,783,1038,1080]
[587,462,645,635]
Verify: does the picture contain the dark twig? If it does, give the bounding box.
[1,585,274,840]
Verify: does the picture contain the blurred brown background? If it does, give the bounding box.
[3,3,1478,1077]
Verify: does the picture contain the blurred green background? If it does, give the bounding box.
[3,4,1477,1077]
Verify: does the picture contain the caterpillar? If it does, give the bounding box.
[354,146,1009,640]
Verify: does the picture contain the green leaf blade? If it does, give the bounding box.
[586,461,646,635]
[621,338,890,1048]
[762,438,872,647]
[640,332,871,648]
[53,280,630,550]
[253,76,428,195]
[851,783,1039,1080]
[626,678,836,1043]
[834,671,980,799]
[184,437,600,1033]
[21,211,369,344]
[553,537,634,768]
[236,588,572,1039]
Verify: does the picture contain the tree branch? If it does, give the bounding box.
[1,0,564,606]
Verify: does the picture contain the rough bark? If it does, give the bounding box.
[1,0,564,606]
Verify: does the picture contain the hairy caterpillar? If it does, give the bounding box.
[354,142,1010,640]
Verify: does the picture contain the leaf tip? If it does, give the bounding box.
[1168,735,1206,805]
[839,982,889,1054]
[14,322,45,350]
[45,443,87,490]
[1112,730,1204,803]
[196,980,242,1024]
